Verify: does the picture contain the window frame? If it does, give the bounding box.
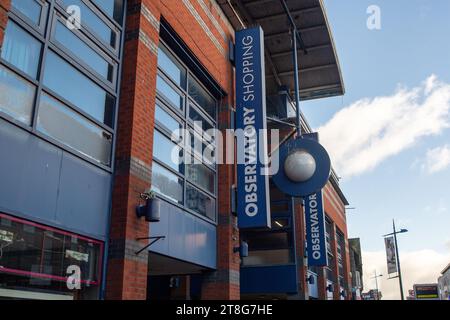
[152,40,218,224]
[0,0,126,172]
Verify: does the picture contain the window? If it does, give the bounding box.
[58,0,118,50]
[1,21,42,78]
[242,222,295,266]
[157,46,186,88]
[37,94,113,166]
[11,0,43,25]
[53,20,114,82]
[0,1,125,168]
[0,66,36,125]
[92,0,124,24]
[151,162,184,204]
[152,42,218,222]
[0,213,102,300]
[43,51,115,127]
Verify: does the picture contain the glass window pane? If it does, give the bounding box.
[186,185,215,220]
[156,75,183,109]
[54,21,113,82]
[0,214,102,299]
[151,162,183,204]
[92,0,124,24]
[37,93,112,166]
[1,21,42,78]
[189,105,214,134]
[43,51,115,127]
[60,0,117,48]
[157,46,186,89]
[155,104,182,139]
[153,130,182,173]
[0,66,35,125]
[11,0,42,25]
[187,129,215,165]
[188,77,216,119]
[186,163,214,194]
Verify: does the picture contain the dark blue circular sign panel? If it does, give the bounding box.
[272,137,331,197]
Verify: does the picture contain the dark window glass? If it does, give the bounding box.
[0,214,102,300]
[92,0,124,24]
[1,21,42,78]
[0,66,35,125]
[186,185,215,220]
[189,105,214,134]
[54,21,113,82]
[37,94,113,166]
[59,0,117,48]
[188,77,216,119]
[155,104,182,140]
[187,130,215,165]
[156,75,183,109]
[151,162,183,204]
[153,130,183,173]
[11,0,42,25]
[186,163,214,193]
[157,46,186,89]
[43,51,114,127]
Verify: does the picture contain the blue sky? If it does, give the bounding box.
[301,0,450,296]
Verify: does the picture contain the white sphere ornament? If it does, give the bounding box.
[284,150,316,182]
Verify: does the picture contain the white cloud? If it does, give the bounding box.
[317,75,450,178]
[423,145,450,174]
[362,249,450,299]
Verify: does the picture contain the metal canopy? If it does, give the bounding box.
[218,0,345,100]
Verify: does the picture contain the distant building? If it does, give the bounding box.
[438,263,450,300]
[362,289,382,300]
[349,238,364,300]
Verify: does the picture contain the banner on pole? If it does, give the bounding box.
[305,190,328,266]
[385,236,398,274]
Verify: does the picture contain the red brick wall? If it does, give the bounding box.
[0,0,10,49]
[106,0,161,300]
[106,0,238,300]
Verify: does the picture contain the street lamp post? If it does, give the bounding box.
[371,270,383,293]
[383,219,408,300]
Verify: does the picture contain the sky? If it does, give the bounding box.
[301,0,450,299]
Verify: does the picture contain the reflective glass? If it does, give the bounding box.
[11,0,42,25]
[153,130,182,173]
[186,185,215,220]
[92,0,124,24]
[1,21,42,78]
[54,21,113,82]
[151,162,183,204]
[186,163,214,193]
[188,77,216,119]
[43,51,114,127]
[155,104,182,140]
[156,75,183,109]
[37,93,112,166]
[157,46,186,89]
[60,0,116,48]
[0,66,35,125]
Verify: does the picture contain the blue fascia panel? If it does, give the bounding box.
[240,265,298,294]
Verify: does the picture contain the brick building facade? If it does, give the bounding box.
[0,0,351,300]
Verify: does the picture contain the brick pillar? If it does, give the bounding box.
[0,0,10,49]
[317,267,327,300]
[201,101,240,300]
[294,199,307,300]
[105,0,161,300]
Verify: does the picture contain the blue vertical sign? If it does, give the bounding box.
[235,27,271,229]
[305,190,328,266]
